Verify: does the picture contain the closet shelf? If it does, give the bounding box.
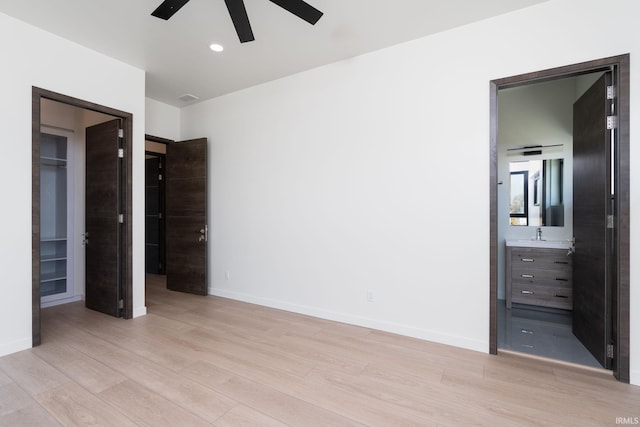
[40,272,67,283]
[41,256,67,263]
[41,237,67,242]
[40,156,67,166]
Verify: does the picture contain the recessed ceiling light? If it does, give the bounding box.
[209,43,224,52]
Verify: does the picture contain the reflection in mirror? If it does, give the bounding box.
[509,159,564,226]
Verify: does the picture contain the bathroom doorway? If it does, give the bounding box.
[489,55,630,383]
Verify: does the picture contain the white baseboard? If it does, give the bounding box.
[209,287,487,353]
[40,295,83,309]
[132,306,147,318]
[0,337,31,358]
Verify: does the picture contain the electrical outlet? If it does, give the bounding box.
[366,290,375,302]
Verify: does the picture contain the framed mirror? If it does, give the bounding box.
[509,159,564,226]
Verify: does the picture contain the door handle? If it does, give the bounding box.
[198,225,208,242]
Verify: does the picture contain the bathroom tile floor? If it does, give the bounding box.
[498,300,601,368]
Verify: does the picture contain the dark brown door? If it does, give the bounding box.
[166,138,208,295]
[572,72,613,368]
[85,119,123,317]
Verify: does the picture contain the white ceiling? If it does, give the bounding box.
[0,0,548,107]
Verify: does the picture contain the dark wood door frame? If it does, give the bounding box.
[32,87,133,346]
[489,54,630,383]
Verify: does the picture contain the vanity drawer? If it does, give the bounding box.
[510,247,572,270]
[511,266,572,284]
[512,282,572,309]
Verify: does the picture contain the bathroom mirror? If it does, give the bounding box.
[509,159,564,226]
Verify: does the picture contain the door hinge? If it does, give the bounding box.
[607,215,615,229]
[118,213,124,224]
[159,174,163,181]
[606,85,616,100]
[118,148,124,158]
[606,115,618,130]
[118,128,124,138]
[118,299,124,310]
[158,212,162,219]
[607,344,614,359]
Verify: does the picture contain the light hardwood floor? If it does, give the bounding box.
[1,275,638,426]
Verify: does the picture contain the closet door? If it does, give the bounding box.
[85,119,122,317]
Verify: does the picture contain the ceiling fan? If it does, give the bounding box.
[151,0,323,43]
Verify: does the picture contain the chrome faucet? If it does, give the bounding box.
[536,227,543,241]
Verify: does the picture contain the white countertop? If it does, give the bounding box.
[505,239,573,249]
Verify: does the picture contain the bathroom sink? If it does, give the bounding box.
[506,239,573,249]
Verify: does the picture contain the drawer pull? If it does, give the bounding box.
[554,294,569,299]
[520,329,534,334]
[521,344,534,349]
[555,277,569,282]
[521,290,534,295]
[521,258,534,262]
[521,274,534,279]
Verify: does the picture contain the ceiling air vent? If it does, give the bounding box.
[179,93,199,102]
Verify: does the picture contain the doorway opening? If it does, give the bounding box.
[144,135,209,303]
[489,55,630,383]
[32,87,133,346]
[145,136,169,276]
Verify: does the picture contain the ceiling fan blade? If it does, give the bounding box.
[151,0,191,20]
[268,0,323,25]
[224,0,255,43]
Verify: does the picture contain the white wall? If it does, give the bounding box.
[180,0,639,385]
[0,12,146,356]
[145,98,180,141]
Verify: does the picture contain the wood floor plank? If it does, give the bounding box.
[0,382,33,416]
[0,351,70,396]
[184,363,366,426]
[90,347,237,423]
[97,380,212,427]
[0,370,11,388]
[36,383,138,427]
[213,404,290,427]
[0,401,63,427]
[32,342,127,394]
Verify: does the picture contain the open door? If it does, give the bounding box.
[85,119,123,317]
[572,72,613,368]
[165,138,208,295]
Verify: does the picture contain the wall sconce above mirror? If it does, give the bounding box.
[509,158,564,226]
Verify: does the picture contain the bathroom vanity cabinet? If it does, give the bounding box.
[506,243,573,310]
